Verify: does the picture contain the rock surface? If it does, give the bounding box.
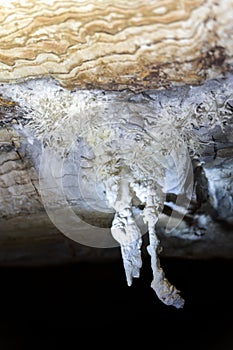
[0,0,233,266]
[0,73,232,265]
[0,0,233,90]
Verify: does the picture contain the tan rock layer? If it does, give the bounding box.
[0,0,232,90]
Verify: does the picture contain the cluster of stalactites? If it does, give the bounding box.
[106,174,184,309]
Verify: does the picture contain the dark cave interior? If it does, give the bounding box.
[0,256,232,349]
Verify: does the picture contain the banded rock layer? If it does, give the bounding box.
[0,0,233,90]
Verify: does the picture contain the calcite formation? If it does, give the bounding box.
[1,73,232,307]
[0,0,233,307]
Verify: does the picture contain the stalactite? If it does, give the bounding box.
[0,77,232,305]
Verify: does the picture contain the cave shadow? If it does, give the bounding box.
[0,256,232,349]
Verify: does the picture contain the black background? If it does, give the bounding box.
[0,255,232,349]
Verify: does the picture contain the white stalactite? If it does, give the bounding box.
[106,173,142,286]
[143,187,185,308]
[110,179,185,308]
[111,209,142,286]
[3,78,231,307]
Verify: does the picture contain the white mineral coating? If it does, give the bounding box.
[111,209,142,286]
[0,72,233,306]
[142,186,185,308]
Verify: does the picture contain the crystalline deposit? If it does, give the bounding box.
[1,76,232,307]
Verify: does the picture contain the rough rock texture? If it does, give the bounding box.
[0,0,233,267]
[0,0,233,90]
[0,73,232,265]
